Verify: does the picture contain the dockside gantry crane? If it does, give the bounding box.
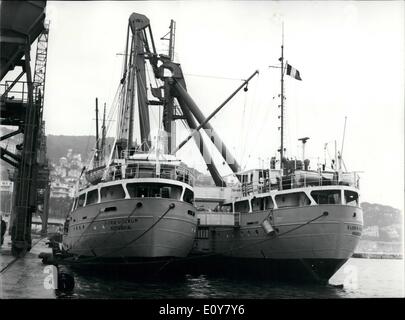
[0,1,50,256]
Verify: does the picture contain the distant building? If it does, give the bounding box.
[363,225,379,238]
[59,157,68,166]
[67,149,73,160]
[50,182,71,198]
[380,225,400,240]
[55,166,67,177]
[67,168,81,179]
[50,150,84,199]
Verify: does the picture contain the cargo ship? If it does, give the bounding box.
[61,13,200,270]
[60,13,362,283]
[184,37,363,284]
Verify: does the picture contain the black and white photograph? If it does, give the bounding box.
[0,0,403,309]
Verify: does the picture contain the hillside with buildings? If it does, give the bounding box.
[46,134,114,163]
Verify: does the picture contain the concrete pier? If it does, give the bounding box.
[0,234,54,298]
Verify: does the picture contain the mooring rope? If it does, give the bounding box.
[86,201,143,253]
[67,201,143,254]
[67,208,105,253]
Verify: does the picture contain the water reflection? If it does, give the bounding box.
[58,267,346,299]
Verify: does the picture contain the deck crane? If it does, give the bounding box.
[117,13,258,187]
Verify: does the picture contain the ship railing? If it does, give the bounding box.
[90,160,106,169]
[240,171,360,196]
[100,163,195,186]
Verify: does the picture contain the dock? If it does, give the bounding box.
[0,235,55,298]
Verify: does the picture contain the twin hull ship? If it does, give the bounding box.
[62,154,198,270]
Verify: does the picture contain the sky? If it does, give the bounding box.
[20,1,405,210]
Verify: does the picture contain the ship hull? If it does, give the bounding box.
[62,197,197,261]
[172,257,347,283]
[186,204,363,283]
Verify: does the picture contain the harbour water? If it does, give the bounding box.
[1,236,403,299]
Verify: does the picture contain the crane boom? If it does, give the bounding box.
[115,12,259,186]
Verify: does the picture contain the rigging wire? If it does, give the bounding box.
[183,73,245,82]
[240,75,260,168]
[240,89,249,168]
[83,111,96,167]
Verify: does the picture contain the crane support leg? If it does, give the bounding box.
[173,81,241,174]
[176,95,226,187]
[11,47,40,256]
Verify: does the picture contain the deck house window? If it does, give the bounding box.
[77,194,86,208]
[100,184,126,202]
[234,200,250,213]
[183,188,194,204]
[311,190,341,205]
[275,192,310,208]
[86,189,99,205]
[344,190,359,206]
[264,196,274,209]
[170,185,183,200]
[251,197,263,211]
[126,183,182,200]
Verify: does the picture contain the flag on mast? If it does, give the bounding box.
[286,63,302,80]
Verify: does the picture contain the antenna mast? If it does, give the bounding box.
[95,97,99,161]
[161,20,176,152]
[279,22,285,170]
[339,116,347,171]
[101,102,106,158]
[168,20,175,61]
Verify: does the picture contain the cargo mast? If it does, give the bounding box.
[279,24,285,170]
